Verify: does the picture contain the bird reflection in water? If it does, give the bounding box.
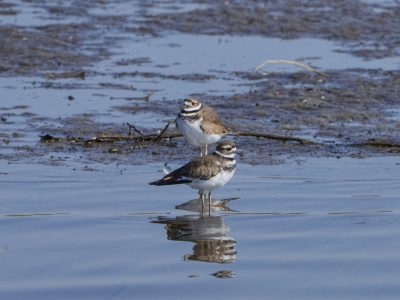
[153,214,236,263]
[175,196,238,214]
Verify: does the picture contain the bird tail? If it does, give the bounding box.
[163,162,172,175]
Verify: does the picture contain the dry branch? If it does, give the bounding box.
[349,140,400,149]
[126,122,143,136]
[41,132,400,150]
[154,122,171,142]
[255,59,327,77]
[231,131,317,144]
[82,133,182,145]
[40,130,319,146]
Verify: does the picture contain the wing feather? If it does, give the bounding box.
[200,106,229,134]
[149,156,221,186]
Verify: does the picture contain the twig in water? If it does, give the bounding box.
[255,60,327,77]
[154,122,171,142]
[231,131,318,144]
[41,130,319,146]
[126,122,143,136]
[83,133,181,145]
[349,140,400,149]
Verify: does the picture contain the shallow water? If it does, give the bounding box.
[1,33,398,131]
[1,157,400,299]
[1,0,400,298]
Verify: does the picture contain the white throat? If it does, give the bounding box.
[215,150,235,159]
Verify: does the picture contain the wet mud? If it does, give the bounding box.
[0,6,97,75]
[145,0,400,59]
[0,0,399,166]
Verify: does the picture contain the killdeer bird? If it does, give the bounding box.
[176,98,229,157]
[149,140,237,215]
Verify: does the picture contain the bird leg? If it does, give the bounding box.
[204,144,208,156]
[200,191,205,215]
[207,191,212,215]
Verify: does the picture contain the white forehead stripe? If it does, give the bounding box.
[215,150,235,159]
[183,103,202,112]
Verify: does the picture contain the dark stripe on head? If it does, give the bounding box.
[180,107,201,115]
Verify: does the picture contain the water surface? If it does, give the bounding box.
[1,157,399,299]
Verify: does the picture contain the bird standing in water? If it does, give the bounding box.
[149,141,237,215]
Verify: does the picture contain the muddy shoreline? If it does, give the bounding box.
[1,0,399,75]
[0,0,399,166]
[146,0,400,60]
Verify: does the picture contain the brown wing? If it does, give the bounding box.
[178,156,221,180]
[200,106,229,135]
[149,156,221,186]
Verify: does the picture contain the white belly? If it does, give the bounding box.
[188,169,235,192]
[176,117,222,147]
